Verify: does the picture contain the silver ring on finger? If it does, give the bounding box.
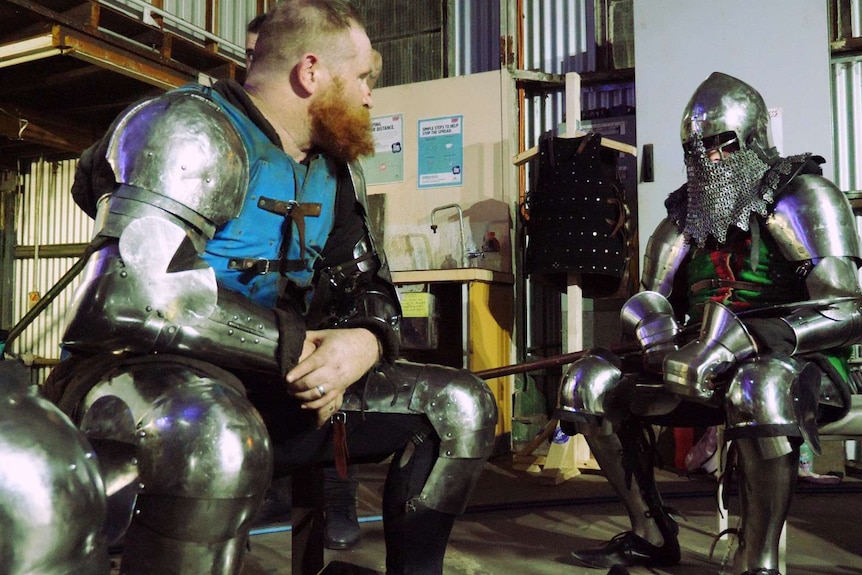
[316,384,326,399]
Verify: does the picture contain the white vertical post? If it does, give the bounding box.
[564,72,583,354]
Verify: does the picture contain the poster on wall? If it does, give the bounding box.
[362,114,404,186]
[417,115,463,189]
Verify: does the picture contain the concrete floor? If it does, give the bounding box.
[237,453,862,575]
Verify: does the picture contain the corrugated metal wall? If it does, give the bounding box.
[831,0,861,191]
[832,56,862,190]
[102,0,266,59]
[520,0,635,152]
[450,0,501,76]
[12,159,93,380]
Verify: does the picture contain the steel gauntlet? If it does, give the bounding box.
[620,291,680,371]
[663,301,757,403]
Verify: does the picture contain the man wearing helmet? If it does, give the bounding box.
[556,71,862,575]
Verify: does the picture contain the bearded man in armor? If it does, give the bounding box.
[44,1,497,574]
[556,71,862,575]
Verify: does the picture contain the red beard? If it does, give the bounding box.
[309,78,375,164]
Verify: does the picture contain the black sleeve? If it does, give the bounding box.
[742,317,795,355]
[311,168,402,361]
[71,136,117,219]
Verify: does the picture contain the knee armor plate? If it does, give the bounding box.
[69,356,272,573]
[0,368,108,575]
[556,352,623,429]
[344,361,498,514]
[725,354,820,450]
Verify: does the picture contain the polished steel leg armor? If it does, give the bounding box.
[61,356,272,575]
[724,355,815,573]
[555,352,680,564]
[725,354,820,452]
[0,362,109,575]
[342,360,498,515]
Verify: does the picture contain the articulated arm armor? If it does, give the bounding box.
[63,92,293,374]
[309,162,402,358]
[664,173,862,400]
[640,217,690,296]
[310,232,401,358]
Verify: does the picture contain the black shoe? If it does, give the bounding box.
[571,531,681,569]
[318,560,382,574]
[324,507,361,550]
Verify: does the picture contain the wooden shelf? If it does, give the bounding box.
[0,0,245,166]
[391,268,514,285]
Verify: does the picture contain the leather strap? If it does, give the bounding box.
[690,279,761,294]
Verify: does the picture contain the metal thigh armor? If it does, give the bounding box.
[67,356,272,575]
[0,362,108,575]
[342,361,498,515]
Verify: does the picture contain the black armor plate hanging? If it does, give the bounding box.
[525,132,630,297]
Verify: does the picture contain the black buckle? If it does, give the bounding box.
[228,258,274,275]
[257,197,299,216]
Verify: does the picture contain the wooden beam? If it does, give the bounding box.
[57,26,192,89]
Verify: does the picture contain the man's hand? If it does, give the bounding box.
[286,328,381,426]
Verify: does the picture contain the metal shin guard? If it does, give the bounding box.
[0,365,109,575]
[733,438,799,573]
[382,423,457,575]
[345,361,498,515]
[71,358,273,575]
[595,421,678,545]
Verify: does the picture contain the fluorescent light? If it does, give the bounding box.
[0,48,66,70]
[0,35,68,70]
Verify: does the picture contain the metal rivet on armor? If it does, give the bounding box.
[228,329,234,335]
[181,165,187,170]
[254,338,260,344]
[240,337,246,343]
[258,324,264,329]
[430,401,436,407]
[247,316,253,322]
[135,509,141,515]
[138,430,146,438]
[69,463,77,470]
[146,306,152,312]
[445,450,452,456]
[205,177,212,183]
[138,482,146,490]
[120,271,127,278]
[233,315,239,320]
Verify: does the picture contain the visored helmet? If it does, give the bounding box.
[675,72,775,247]
[680,72,773,161]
